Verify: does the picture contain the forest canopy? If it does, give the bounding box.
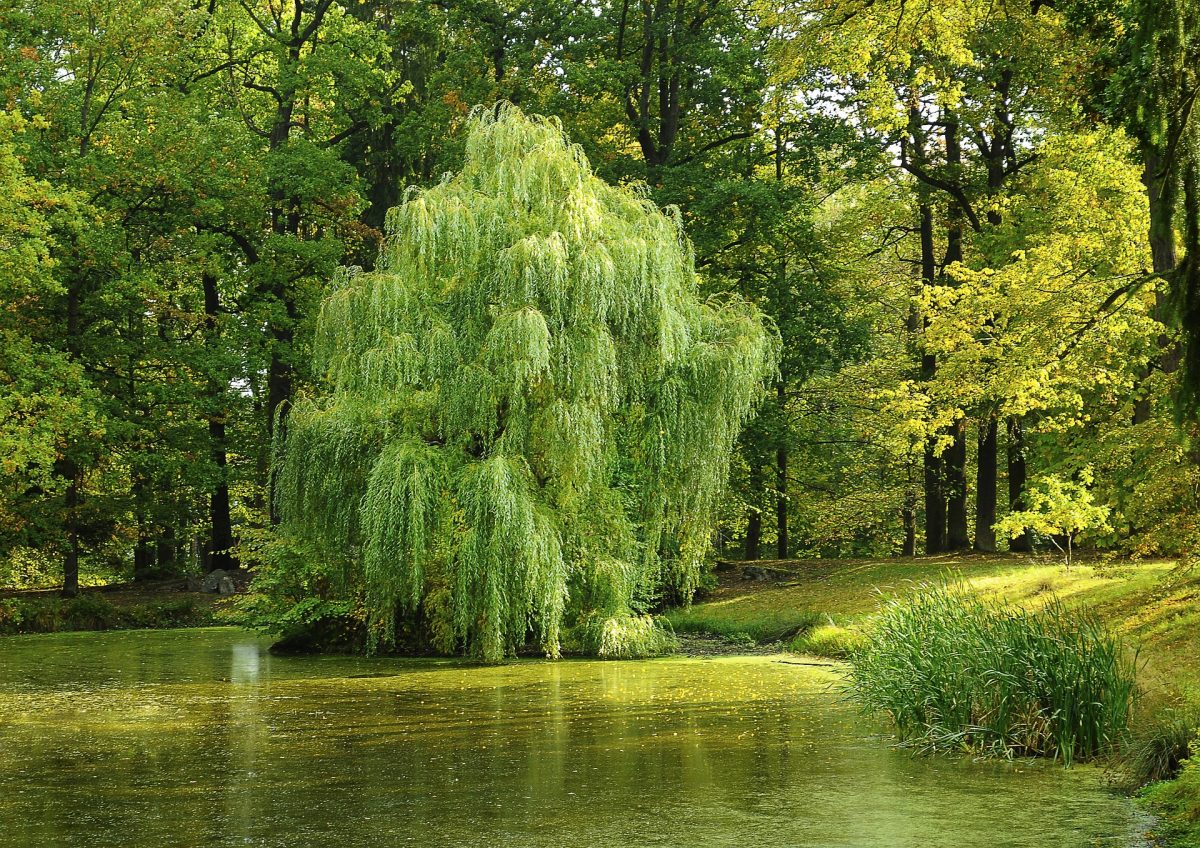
[1,0,1199,654]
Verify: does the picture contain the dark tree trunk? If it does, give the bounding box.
[203,273,238,572]
[776,443,788,560]
[1135,148,1182,423]
[920,195,945,554]
[902,489,918,557]
[1007,417,1031,552]
[943,112,970,551]
[134,534,155,581]
[62,281,82,597]
[62,467,80,598]
[745,466,763,561]
[945,421,970,551]
[909,100,946,556]
[133,477,154,581]
[155,525,177,571]
[974,417,998,552]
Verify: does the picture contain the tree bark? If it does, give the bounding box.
[776,443,788,560]
[945,421,970,551]
[62,465,80,598]
[920,195,945,554]
[1007,417,1031,552]
[902,489,918,557]
[745,465,763,561]
[61,280,82,596]
[943,111,970,551]
[155,525,176,571]
[203,273,238,572]
[1134,147,1182,423]
[974,417,998,552]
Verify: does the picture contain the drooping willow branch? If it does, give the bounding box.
[274,104,778,662]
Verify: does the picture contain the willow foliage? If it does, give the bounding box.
[275,105,777,662]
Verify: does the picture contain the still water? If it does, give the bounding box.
[0,628,1146,847]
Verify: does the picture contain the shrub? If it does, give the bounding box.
[789,622,864,659]
[566,613,677,659]
[1112,705,1198,791]
[846,583,1136,764]
[1143,740,1200,847]
[62,593,120,630]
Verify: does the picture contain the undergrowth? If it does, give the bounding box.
[0,593,215,635]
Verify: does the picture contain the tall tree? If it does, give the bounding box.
[274,107,777,660]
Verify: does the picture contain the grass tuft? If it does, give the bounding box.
[789,622,864,658]
[846,582,1136,764]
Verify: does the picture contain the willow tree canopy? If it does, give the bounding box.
[276,105,777,662]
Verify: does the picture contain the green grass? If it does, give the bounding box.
[1145,752,1200,848]
[846,583,1136,763]
[670,555,1199,691]
[788,622,864,658]
[669,553,1200,842]
[665,604,823,643]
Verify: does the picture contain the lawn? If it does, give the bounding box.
[667,553,1200,697]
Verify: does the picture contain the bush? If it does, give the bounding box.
[565,613,677,659]
[1112,704,1197,791]
[1143,741,1200,847]
[0,592,215,635]
[847,583,1136,764]
[789,622,863,659]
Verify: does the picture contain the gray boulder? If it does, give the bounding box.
[200,569,229,593]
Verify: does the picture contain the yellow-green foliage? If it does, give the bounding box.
[276,105,777,662]
[566,612,678,659]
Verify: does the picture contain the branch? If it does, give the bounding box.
[675,129,755,165]
[899,154,983,232]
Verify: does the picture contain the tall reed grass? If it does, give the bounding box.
[846,584,1136,764]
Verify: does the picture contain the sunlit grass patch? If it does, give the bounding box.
[664,604,822,644]
[788,622,864,658]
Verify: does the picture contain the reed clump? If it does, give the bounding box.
[846,583,1136,764]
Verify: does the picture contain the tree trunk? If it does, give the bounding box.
[745,465,763,561]
[62,281,82,597]
[1007,417,1031,552]
[1134,147,1182,423]
[134,533,155,581]
[902,487,917,557]
[155,525,177,572]
[203,273,238,573]
[776,443,788,560]
[919,197,945,554]
[945,421,970,551]
[133,477,154,582]
[974,417,998,552]
[943,112,970,552]
[62,465,80,598]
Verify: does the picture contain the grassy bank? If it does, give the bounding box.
[666,553,1200,843]
[0,583,225,635]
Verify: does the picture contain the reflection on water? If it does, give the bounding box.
[0,628,1146,848]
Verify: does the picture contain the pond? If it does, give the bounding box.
[0,628,1148,847]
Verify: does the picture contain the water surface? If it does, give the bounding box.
[0,628,1145,847]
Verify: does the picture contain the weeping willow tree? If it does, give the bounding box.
[274,105,777,662]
